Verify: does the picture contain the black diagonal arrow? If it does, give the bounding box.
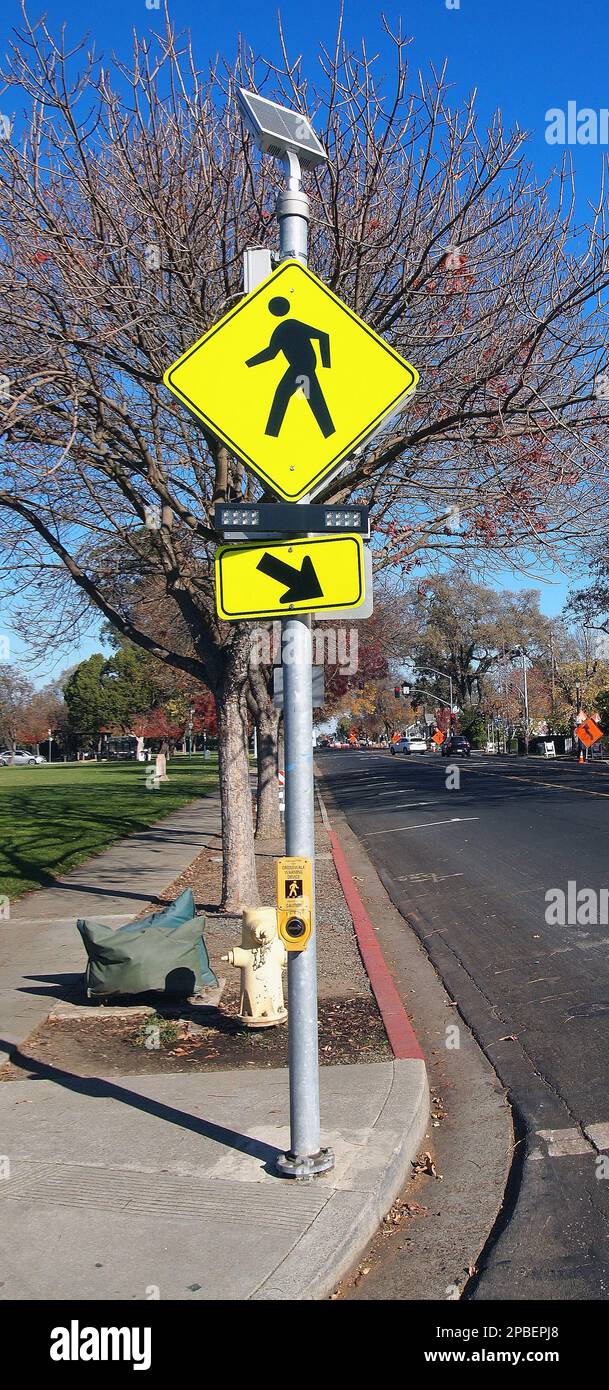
[256,551,324,604]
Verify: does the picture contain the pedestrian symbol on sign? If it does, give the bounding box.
[246,297,335,439]
[287,878,304,899]
[163,259,418,501]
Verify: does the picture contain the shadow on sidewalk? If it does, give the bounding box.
[19,972,84,1002]
[0,1036,283,1175]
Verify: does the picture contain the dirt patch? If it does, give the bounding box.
[0,995,391,1079]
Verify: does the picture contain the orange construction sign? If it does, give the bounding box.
[576,717,603,748]
[431,729,445,745]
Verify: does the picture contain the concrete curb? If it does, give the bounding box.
[328,828,424,1061]
[251,1057,429,1300]
[318,785,426,1062]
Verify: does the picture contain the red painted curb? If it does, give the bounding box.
[328,829,424,1061]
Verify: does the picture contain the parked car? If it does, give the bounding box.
[0,749,46,766]
[441,735,471,757]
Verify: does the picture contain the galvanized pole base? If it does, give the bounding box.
[276,1148,335,1180]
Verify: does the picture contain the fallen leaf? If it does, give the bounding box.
[412,1151,442,1180]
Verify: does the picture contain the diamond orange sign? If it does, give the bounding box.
[576,717,603,748]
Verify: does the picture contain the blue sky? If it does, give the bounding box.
[1,0,605,680]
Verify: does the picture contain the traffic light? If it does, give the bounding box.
[394,686,401,699]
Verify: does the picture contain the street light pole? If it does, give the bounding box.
[412,665,455,726]
[522,651,530,755]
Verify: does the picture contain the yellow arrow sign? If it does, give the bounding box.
[215,534,364,621]
[164,260,418,502]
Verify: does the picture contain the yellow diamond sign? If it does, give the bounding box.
[164,260,418,502]
[215,534,364,621]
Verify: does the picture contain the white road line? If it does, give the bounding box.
[384,801,439,811]
[378,791,437,799]
[395,871,465,884]
[584,1123,609,1150]
[364,816,480,838]
[535,1127,594,1158]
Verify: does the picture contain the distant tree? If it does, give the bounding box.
[408,572,552,712]
[0,665,33,750]
[63,649,155,745]
[62,656,108,745]
[17,682,70,754]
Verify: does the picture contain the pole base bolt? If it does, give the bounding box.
[276,1147,335,1180]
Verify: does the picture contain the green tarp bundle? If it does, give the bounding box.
[77,888,218,999]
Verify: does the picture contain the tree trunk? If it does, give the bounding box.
[255,704,281,838]
[216,677,260,911]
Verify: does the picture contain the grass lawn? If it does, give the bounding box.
[0,755,218,901]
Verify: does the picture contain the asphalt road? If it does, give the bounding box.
[318,748,609,1300]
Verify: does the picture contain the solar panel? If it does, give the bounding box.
[237,89,327,169]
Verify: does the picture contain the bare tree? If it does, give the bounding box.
[1,8,609,904]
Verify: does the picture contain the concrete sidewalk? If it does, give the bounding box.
[0,786,429,1300]
[0,795,222,1061]
[0,1059,428,1301]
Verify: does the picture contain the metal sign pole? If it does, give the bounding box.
[165,90,415,1182]
[276,170,333,1178]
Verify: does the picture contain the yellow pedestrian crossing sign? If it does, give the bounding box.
[164,260,418,502]
[215,534,364,621]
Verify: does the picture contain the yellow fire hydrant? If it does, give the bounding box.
[221,907,287,1028]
